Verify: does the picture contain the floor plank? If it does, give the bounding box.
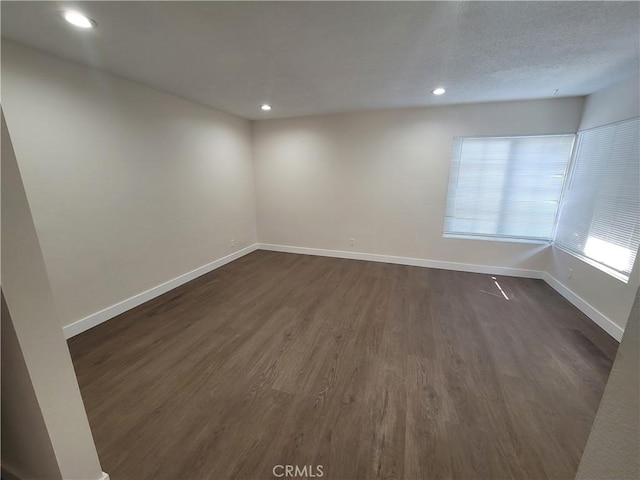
[68,251,618,480]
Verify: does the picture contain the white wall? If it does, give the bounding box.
[2,41,257,329]
[579,73,640,131]
[577,287,640,479]
[1,295,62,480]
[4,40,635,340]
[2,112,105,480]
[253,98,584,272]
[547,74,640,331]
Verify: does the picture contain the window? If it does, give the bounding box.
[444,134,575,242]
[555,117,640,282]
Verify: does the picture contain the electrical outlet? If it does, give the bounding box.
[350,238,355,246]
[230,238,235,247]
[567,268,573,280]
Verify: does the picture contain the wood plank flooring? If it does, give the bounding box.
[68,251,618,480]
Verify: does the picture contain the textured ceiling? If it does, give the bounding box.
[2,1,638,120]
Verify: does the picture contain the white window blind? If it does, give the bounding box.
[444,135,575,242]
[555,117,640,282]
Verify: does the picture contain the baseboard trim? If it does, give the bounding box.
[0,465,106,480]
[63,244,259,338]
[62,241,622,343]
[543,272,623,341]
[257,243,545,279]
[0,463,107,480]
[258,243,622,341]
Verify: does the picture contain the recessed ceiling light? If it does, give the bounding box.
[432,87,446,96]
[63,10,96,29]
[261,104,272,111]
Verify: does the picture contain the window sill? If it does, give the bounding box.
[443,233,552,245]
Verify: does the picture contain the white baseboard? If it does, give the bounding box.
[0,464,108,480]
[62,241,622,343]
[543,272,623,341]
[258,243,622,341]
[63,244,258,338]
[257,243,545,279]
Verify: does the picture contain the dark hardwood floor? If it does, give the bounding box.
[68,251,618,480]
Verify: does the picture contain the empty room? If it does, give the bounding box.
[2,2,639,480]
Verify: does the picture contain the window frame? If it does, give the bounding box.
[553,117,640,283]
[442,133,576,244]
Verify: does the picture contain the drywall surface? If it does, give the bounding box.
[549,248,639,332]
[1,295,62,480]
[576,287,640,479]
[1,112,104,479]
[253,97,584,272]
[2,41,257,328]
[579,73,639,131]
[547,75,640,331]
